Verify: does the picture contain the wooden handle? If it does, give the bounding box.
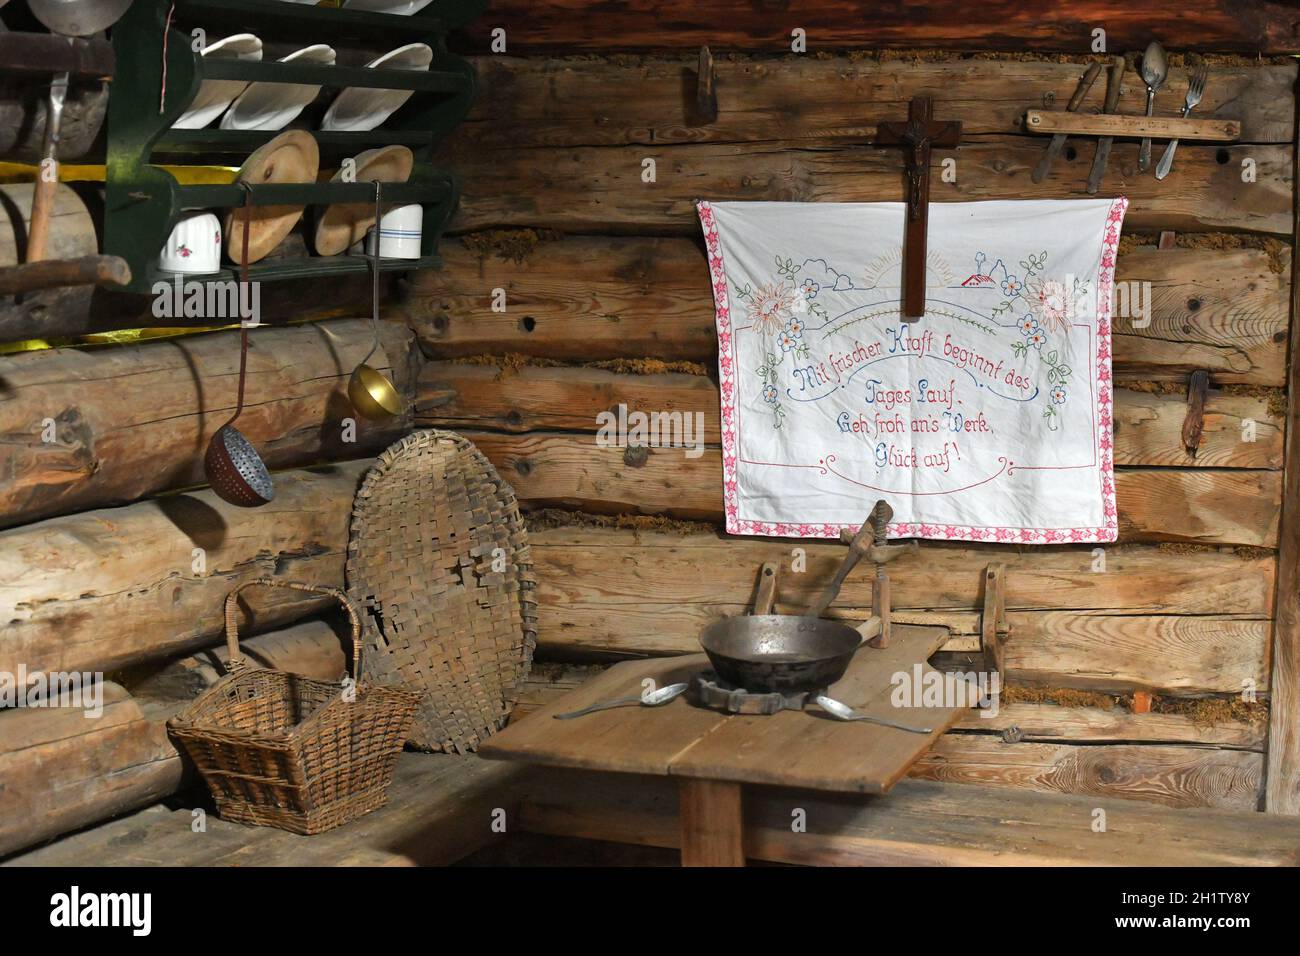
[25,175,59,263]
[223,578,363,679]
[1025,110,1240,141]
[0,255,131,296]
[855,616,883,642]
[753,561,779,615]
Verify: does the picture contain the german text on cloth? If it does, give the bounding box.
[697,198,1128,543]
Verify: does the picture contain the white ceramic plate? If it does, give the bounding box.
[343,0,437,15]
[173,34,263,130]
[320,43,433,132]
[220,44,336,131]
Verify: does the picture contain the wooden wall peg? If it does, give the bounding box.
[980,564,1009,676]
[695,45,718,123]
[1182,369,1210,459]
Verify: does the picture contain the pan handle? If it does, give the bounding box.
[855,616,883,644]
[753,561,779,615]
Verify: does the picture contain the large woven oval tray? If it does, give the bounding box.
[347,430,537,753]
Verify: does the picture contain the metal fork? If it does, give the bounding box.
[1155,66,1208,181]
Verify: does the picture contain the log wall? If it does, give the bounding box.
[2,19,1299,854]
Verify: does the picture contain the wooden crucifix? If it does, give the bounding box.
[874,96,962,322]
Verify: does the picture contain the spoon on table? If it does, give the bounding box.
[553,682,689,719]
[1138,41,1169,172]
[812,693,933,734]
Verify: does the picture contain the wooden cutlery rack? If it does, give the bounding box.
[104,0,484,294]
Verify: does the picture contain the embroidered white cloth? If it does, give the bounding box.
[698,198,1127,543]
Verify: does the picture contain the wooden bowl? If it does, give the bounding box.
[224,130,320,266]
[313,146,414,257]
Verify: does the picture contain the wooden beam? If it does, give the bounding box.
[1265,75,1300,815]
[457,57,1295,149]
[416,363,1284,469]
[460,432,1281,547]
[914,737,1261,811]
[457,2,1300,55]
[0,320,413,528]
[0,33,114,79]
[434,137,1291,235]
[517,768,1300,866]
[0,463,367,677]
[0,683,180,858]
[405,239,1290,385]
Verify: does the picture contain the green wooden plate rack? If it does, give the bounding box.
[105,0,484,294]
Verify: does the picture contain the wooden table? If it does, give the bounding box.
[479,624,972,866]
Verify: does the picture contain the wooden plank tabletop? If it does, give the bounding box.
[479,624,969,794]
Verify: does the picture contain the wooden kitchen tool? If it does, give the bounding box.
[1087,55,1126,195]
[1031,61,1101,184]
[314,145,413,256]
[840,499,917,649]
[224,129,320,265]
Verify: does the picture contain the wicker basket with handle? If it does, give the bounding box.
[168,578,420,835]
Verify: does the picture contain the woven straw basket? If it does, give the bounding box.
[168,579,420,835]
[347,430,538,753]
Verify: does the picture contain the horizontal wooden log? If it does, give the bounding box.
[0,683,181,858]
[434,137,1290,235]
[459,57,1295,149]
[460,2,1300,55]
[0,463,366,677]
[515,663,1266,748]
[406,238,1290,385]
[912,736,1262,811]
[0,319,413,527]
[1025,110,1241,141]
[417,363,1284,469]
[461,431,1281,546]
[521,527,1271,694]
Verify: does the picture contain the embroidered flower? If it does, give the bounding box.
[1028,278,1073,334]
[1051,385,1067,404]
[785,316,805,337]
[800,278,820,299]
[777,331,798,352]
[1027,329,1046,349]
[762,384,779,405]
[747,283,794,336]
[1001,274,1022,297]
[1017,315,1038,336]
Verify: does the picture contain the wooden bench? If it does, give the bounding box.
[513,768,1300,866]
[5,754,522,868]
[9,752,1299,866]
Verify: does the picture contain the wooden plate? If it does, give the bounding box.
[225,130,320,266]
[313,146,414,257]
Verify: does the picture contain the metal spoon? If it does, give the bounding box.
[1138,41,1168,172]
[812,693,933,734]
[553,682,688,719]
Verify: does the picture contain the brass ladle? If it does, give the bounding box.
[347,180,402,420]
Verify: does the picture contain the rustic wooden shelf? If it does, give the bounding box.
[1025,109,1241,141]
[103,0,483,295]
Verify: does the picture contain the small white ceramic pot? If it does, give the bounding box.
[160,212,222,274]
[364,204,423,259]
